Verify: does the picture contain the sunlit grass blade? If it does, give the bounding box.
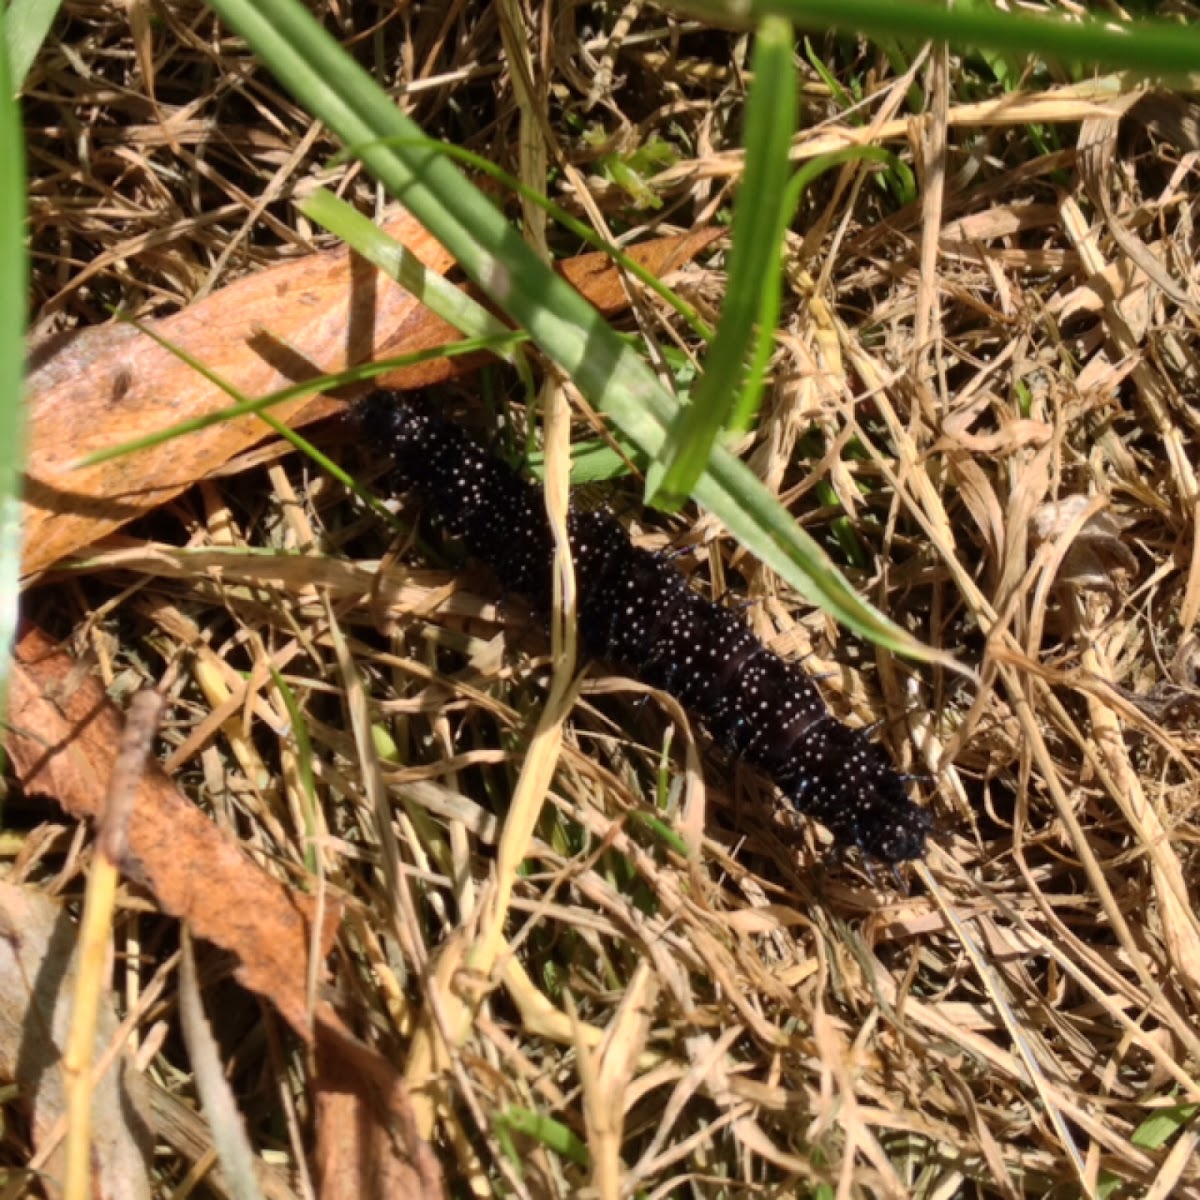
[269,667,321,876]
[650,138,916,509]
[0,7,28,731]
[674,0,1200,77]
[496,1106,590,1167]
[4,0,64,86]
[645,16,797,511]
[1131,1101,1200,1151]
[526,438,634,485]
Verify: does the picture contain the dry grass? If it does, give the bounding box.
[15,3,1200,1198]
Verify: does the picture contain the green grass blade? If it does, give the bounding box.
[1130,1101,1200,1151]
[645,16,797,511]
[526,438,634,485]
[0,6,29,727]
[4,0,63,87]
[675,0,1200,76]
[495,1106,590,1166]
[268,667,321,876]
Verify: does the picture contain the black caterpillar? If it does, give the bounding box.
[357,391,931,865]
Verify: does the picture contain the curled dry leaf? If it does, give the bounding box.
[22,214,720,579]
[1031,495,1138,591]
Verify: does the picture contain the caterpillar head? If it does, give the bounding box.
[783,719,930,865]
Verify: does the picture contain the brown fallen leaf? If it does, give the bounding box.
[311,1013,445,1200]
[6,623,444,1197]
[6,623,339,1040]
[22,209,454,581]
[23,219,720,580]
